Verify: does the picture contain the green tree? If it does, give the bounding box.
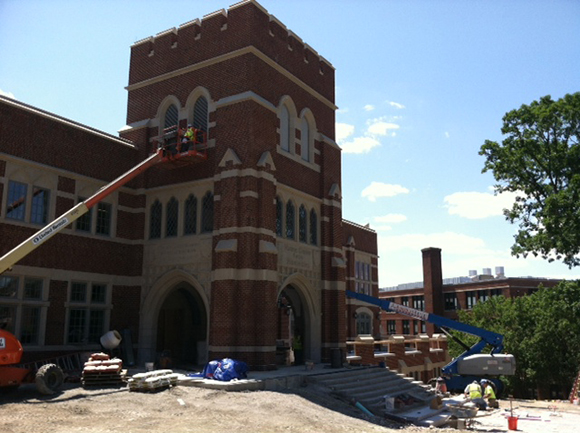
[450,282,580,398]
[480,92,580,267]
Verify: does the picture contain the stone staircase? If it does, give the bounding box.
[308,366,450,427]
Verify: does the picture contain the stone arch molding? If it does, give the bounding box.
[278,272,322,362]
[138,268,210,363]
[278,272,318,317]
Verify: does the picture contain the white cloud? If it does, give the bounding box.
[367,121,400,136]
[336,123,355,143]
[0,89,15,99]
[374,213,407,224]
[444,189,519,219]
[387,101,405,109]
[363,104,375,111]
[445,131,450,138]
[379,231,487,254]
[340,136,380,154]
[361,182,409,202]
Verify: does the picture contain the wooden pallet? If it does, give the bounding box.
[82,369,127,387]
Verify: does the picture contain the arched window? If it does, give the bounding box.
[164,104,178,129]
[309,209,317,245]
[201,192,214,233]
[280,105,290,152]
[298,205,307,243]
[166,197,178,237]
[149,200,162,239]
[275,197,283,236]
[184,194,197,235]
[356,312,372,335]
[301,116,310,161]
[286,200,295,239]
[193,97,208,132]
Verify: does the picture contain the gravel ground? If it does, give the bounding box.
[2,376,580,433]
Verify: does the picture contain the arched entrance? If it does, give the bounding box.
[139,270,209,368]
[276,274,321,365]
[156,284,207,368]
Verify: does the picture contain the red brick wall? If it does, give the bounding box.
[45,280,67,345]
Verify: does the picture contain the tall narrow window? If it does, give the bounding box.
[285,201,295,239]
[150,200,162,239]
[164,104,178,129]
[6,181,27,220]
[184,194,197,235]
[193,97,208,132]
[280,105,290,151]
[166,197,178,237]
[309,209,317,245]
[201,192,213,233]
[95,202,112,236]
[298,205,307,243]
[301,117,310,161]
[30,187,49,225]
[275,197,283,236]
[76,197,92,232]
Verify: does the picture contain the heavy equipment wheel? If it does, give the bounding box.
[35,364,64,395]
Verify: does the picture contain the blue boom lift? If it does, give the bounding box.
[346,290,515,392]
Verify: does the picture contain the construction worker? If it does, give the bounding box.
[292,331,303,366]
[464,380,487,410]
[481,379,499,408]
[182,124,195,151]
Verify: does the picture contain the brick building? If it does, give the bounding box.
[379,247,561,338]
[0,0,378,370]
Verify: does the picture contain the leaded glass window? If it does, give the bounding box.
[193,97,208,132]
[150,200,162,239]
[298,205,307,243]
[309,209,317,245]
[31,187,49,225]
[184,194,197,235]
[201,192,213,233]
[96,202,112,236]
[6,181,27,220]
[275,197,283,236]
[166,197,178,237]
[286,201,295,239]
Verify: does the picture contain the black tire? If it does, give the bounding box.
[35,364,64,395]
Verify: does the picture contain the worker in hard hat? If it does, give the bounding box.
[481,379,498,408]
[182,124,196,151]
[464,380,487,410]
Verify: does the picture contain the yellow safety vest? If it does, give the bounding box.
[484,385,496,399]
[468,383,482,399]
[185,128,195,140]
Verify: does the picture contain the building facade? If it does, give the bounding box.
[0,0,378,370]
[378,248,561,338]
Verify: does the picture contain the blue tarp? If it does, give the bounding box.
[188,358,248,381]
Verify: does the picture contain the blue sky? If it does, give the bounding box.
[1,0,579,286]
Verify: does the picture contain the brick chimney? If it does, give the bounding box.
[422,247,443,335]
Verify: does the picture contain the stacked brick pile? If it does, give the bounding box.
[81,352,125,387]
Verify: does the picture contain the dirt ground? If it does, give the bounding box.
[2,377,580,433]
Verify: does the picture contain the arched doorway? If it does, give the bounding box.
[156,284,207,368]
[276,275,320,365]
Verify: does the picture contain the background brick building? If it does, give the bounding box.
[0,0,378,370]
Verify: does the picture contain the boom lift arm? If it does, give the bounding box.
[346,290,515,378]
[0,136,206,276]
